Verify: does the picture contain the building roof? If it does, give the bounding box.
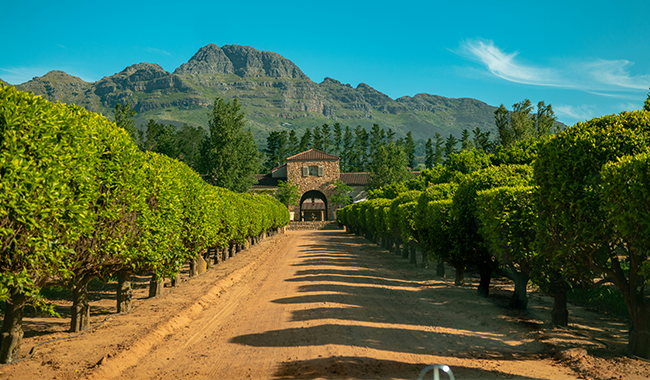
[286,149,339,162]
[340,172,369,186]
[252,173,280,188]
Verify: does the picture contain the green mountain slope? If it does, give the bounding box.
[13,43,498,142]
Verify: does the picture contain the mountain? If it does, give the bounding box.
[12,44,498,142]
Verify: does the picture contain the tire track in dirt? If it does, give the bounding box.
[86,233,295,380]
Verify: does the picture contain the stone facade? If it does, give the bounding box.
[287,157,340,221]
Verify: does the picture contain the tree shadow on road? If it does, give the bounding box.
[273,355,548,380]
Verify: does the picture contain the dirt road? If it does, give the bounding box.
[1,230,649,380]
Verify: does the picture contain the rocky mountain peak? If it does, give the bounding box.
[174,44,234,76]
[174,44,308,79]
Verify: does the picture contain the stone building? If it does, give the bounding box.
[253,149,369,221]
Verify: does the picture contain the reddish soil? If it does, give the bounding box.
[1,230,649,380]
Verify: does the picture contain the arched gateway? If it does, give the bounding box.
[252,149,371,221]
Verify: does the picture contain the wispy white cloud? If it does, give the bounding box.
[456,38,650,96]
[457,39,563,87]
[145,47,172,56]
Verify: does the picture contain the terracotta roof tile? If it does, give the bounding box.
[286,149,339,161]
[252,173,280,188]
[340,172,369,186]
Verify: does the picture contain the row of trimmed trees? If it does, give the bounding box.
[0,86,290,363]
[337,107,650,359]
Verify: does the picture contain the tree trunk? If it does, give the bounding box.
[402,242,410,259]
[510,272,530,309]
[236,243,242,253]
[116,270,133,313]
[477,260,492,298]
[229,243,235,258]
[70,274,94,333]
[436,260,445,277]
[409,243,417,265]
[0,288,27,364]
[421,250,429,269]
[628,305,650,359]
[395,242,401,256]
[189,257,198,277]
[170,274,177,287]
[454,264,464,286]
[551,289,569,326]
[148,273,164,298]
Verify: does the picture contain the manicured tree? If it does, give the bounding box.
[477,186,539,309]
[449,164,534,297]
[601,152,650,358]
[64,106,147,333]
[535,110,650,337]
[414,183,458,272]
[275,180,300,208]
[0,88,103,362]
[387,191,420,257]
[397,200,420,265]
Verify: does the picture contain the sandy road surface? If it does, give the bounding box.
[2,230,649,380]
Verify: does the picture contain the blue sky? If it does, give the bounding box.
[2,0,649,126]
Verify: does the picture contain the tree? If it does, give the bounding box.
[114,102,139,146]
[288,130,299,157]
[341,126,354,172]
[433,133,444,165]
[321,123,331,153]
[175,123,206,170]
[353,125,369,171]
[275,180,300,207]
[405,131,416,168]
[472,127,493,153]
[460,129,474,151]
[332,123,342,157]
[312,125,323,151]
[444,134,459,158]
[263,131,288,173]
[199,98,260,192]
[494,104,512,148]
[330,179,353,209]
[367,142,412,190]
[644,87,650,111]
[535,109,650,355]
[533,101,557,137]
[299,128,311,152]
[424,138,434,169]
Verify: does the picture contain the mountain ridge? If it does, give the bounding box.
[9,44,498,141]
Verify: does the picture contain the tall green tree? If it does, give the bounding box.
[312,125,323,151]
[533,101,557,137]
[263,131,288,172]
[114,102,139,146]
[332,123,342,157]
[199,98,260,192]
[175,124,205,170]
[404,131,416,168]
[424,138,434,169]
[433,133,444,165]
[367,142,412,190]
[472,127,493,153]
[342,126,354,172]
[460,129,474,151]
[299,128,311,152]
[288,130,299,156]
[321,123,331,153]
[353,125,369,171]
[444,134,459,158]
[495,104,512,148]
[645,87,650,111]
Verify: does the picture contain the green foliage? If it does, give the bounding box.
[275,180,301,207]
[367,142,412,190]
[113,102,138,144]
[199,98,260,192]
[330,179,353,208]
[567,286,629,319]
[0,88,290,352]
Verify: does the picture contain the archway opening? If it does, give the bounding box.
[299,190,328,221]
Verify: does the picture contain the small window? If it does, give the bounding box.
[309,166,319,176]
